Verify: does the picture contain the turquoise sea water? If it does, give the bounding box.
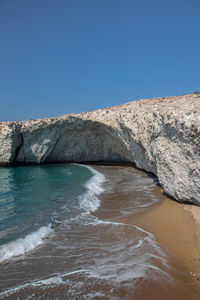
[0,164,92,247]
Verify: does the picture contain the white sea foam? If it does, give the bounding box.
[0,224,53,263]
[78,165,105,212]
[0,269,90,299]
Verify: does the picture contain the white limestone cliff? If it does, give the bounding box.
[0,93,200,204]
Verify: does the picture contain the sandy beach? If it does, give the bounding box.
[90,164,200,299]
[118,183,200,299]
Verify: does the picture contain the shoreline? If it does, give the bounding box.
[118,184,200,285]
[1,163,200,299]
[92,164,200,298]
[91,163,200,279]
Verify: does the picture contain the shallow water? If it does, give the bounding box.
[0,164,199,299]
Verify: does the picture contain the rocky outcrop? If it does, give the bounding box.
[1,93,200,204]
[0,122,22,165]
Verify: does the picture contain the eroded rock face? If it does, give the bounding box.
[0,122,22,165]
[0,93,200,204]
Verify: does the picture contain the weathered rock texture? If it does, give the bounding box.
[0,93,200,204]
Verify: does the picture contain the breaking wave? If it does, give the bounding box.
[78,165,105,212]
[0,224,53,263]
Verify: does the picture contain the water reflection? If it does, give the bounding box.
[0,168,16,224]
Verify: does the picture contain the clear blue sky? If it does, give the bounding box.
[0,0,200,121]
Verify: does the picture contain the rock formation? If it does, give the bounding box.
[0,93,200,204]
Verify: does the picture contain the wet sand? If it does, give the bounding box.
[92,164,200,299]
[118,184,200,299]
